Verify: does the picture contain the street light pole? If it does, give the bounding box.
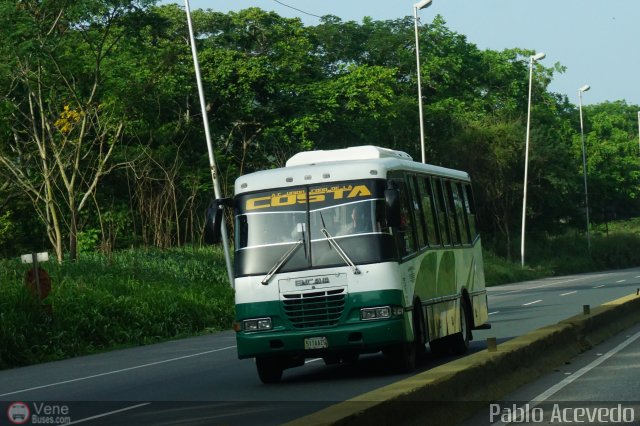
[413,0,432,164]
[184,0,234,287]
[520,52,545,268]
[578,84,591,254]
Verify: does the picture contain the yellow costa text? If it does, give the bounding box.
[246,185,371,210]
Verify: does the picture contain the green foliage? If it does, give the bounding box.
[483,249,552,286]
[0,247,234,369]
[589,219,640,269]
[1,4,639,292]
[523,232,596,275]
[76,229,100,254]
[591,234,640,270]
[578,101,640,220]
[0,274,49,368]
[0,210,13,246]
[484,219,640,287]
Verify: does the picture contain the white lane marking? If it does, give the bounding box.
[616,279,626,283]
[560,291,577,296]
[67,403,150,425]
[523,278,582,292]
[491,330,640,426]
[490,274,611,297]
[533,330,640,400]
[0,346,236,397]
[593,284,606,289]
[489,311,500,315]
[522,300,542,306]
[305,358,323,364]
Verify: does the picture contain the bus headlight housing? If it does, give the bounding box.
[360,306,403,320]
[242,317,273,331]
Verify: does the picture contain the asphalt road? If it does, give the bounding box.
[477,267,640,343]
[462,321,640,425]
[2,267,639,425]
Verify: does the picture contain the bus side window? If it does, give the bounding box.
[453,182,471,244]
[433,178,451,246]
[463,183,478,240]
[395,179,417,257]
[419,176,440,246]
[408,175,427,249]
[445,181,462,246]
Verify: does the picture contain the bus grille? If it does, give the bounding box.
[282,288,345,328]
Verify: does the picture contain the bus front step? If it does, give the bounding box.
[473,323,492,330]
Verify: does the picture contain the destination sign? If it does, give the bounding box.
[245,184,372,211]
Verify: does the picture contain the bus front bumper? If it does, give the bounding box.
[236,318,409,359]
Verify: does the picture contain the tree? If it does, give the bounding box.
[1,5,637,258]
[0,0,152,260]
[577,101,640,222]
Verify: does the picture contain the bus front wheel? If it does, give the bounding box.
[384,342,416,373]
[384,305,425,372]
[256,357,283,384]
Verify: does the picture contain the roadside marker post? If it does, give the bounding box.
[487,337,498,352]
[21,252,49,301]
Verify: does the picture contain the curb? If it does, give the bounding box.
[282,292,640,426]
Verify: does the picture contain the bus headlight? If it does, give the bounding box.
[243,317,273,331]
[361,306,395,320]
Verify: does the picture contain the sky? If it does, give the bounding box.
[172,0,640,106]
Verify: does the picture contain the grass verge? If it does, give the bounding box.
[485,226,640,286]
[0,246,234,370]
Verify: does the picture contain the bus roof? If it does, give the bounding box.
[286,145,413,166]
[235,146,470,195]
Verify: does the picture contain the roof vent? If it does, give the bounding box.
[286,145,412,167]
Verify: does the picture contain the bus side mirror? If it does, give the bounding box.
[204,198,232,244]
[385,188,401,228]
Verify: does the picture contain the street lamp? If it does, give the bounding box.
[578,84,591,254]
[184,0,234,287]
[413,0,432,164]
[520,52,546,267]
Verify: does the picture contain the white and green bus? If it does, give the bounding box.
[205,146,490,383]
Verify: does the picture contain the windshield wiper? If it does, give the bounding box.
[261,239,303,285]
[320,228,361,275]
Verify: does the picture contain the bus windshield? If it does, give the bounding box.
[234,180,396,277]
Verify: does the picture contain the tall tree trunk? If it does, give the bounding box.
[69,203,78,261]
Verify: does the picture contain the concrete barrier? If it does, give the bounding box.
[283,293,640,426]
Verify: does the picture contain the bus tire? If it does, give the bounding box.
[256,357,283,384]
[429,337,449,357]
[385,303,427,372]
[413,299,427,357]
[450,298,471,355]
[384,342,416,373]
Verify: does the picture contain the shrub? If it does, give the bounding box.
[482,249,552,286]
[0,246,234,369]
[591,233,640,269]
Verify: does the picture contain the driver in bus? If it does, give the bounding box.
[339,203,371,235]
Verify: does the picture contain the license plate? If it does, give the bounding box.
[304,336,328,350]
